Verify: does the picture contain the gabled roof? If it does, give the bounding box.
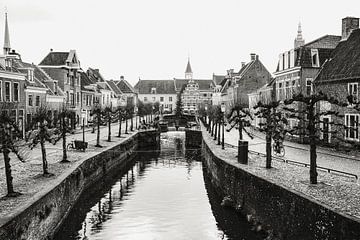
[303,35,341,49]
[174,78,214,91]
[87,68,106,82]
[39,52,69,66]
[134,79,176,94]
[80,72,96,92]
[116,79,135,93]
[316,29,360,82]
[12,60,47,89]
[106,80,123,95]
[213,74,226,85]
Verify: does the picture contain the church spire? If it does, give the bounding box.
[3,12,11,55]
[294,22,305,48]
[185,58,193,80]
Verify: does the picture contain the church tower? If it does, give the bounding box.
[294,22,305,48]
[3,12,11,55]
[185,58,193,80]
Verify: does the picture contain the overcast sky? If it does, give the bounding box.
[1,0,360,86]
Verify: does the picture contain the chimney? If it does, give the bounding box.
[120,76,124,80]
[250,53,256,61]
[256,55,259,61]
[241,62,246,68]
[342,17,359,41]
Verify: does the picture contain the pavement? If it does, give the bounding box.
[206,125,360,178]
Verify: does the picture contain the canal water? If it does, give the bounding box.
[54,132,261,240]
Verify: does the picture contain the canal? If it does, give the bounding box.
[54,132,261,240]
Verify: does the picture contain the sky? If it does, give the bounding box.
[1,0,360,86]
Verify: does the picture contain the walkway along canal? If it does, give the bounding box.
[54,132,261,240]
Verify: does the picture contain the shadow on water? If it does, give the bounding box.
[202,166,263,240]
[53,133,263,240]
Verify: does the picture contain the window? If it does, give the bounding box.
[10,110,16,121]
[348,82,358,101]
[28,69,34,82]
[77,92,80,104]
[35,96,40,106]
[311,49,319,67]
[54,82,58,94]
[144,97,147,102]
[345,114,359,140]
[70,93,74,105]
[169,96,172,102]
[160,97,164,102]
[285,81,290,99]
[306,78,313,95]
[13,83,19,101]
[28,94,33,106]
[151,87,156,94]
[5,82,11,102]
[0,80,2,101]
[152,97,155,102]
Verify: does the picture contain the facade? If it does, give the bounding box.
[115,76,137,107]
[273,23,341,131]
[211,74,226,106]
[80,71,99,125]
[39,50,83,128]
[134,79,177,113]
[315,17,360,144]
[221,54,272,110]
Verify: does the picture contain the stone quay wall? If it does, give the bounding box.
[0,130,159,240]
[201,133,360,240]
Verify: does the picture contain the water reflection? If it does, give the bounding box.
[54,132,261,240]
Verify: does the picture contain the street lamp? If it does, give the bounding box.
[221,103,226,150]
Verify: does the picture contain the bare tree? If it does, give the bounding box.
[0,104,25,197]
[284,91,346,184]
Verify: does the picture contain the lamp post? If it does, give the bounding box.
[221,103,226,150]
[152,105,155,125]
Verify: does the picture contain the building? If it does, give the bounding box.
[220,54,272,110]
[115,76,137,107]
[134,79,177,113]
[39,50,83,129]
[80,71,100,125]
[211,74,226,105]
[174,59,214,113]
[315,17,360,144]
[273,23,341,131]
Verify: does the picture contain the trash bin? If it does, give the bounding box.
[238,140,248,164]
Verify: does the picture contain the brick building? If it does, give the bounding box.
[273,23,341,134]
[315,17,360,144]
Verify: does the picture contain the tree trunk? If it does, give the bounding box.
[96,113,101,147]
[266,133,272,169]
[130,114,134,131]
[214,121,217,140]
[211,121,215,136]
[217,122,221,145]
[3,148,15,196]
[238,110,243,140]
[61,117,69,162]
[125,117,128,134]
[108,114,111,142]
[309,106,317,184]
[40,139,49,175]
[118,114,122,137]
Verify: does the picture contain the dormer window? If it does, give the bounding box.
[151,87,156,94]
[348,82,358,104]
[311,49,320,67]
[28,69,34,82]
[54,82,58,94]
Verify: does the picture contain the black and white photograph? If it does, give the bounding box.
[0,0,359,239]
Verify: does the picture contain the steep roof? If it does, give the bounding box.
[12,60,47,89]
[116,79,135,93]
[87,68,106,82]
[303,35,341,49]
[134,79,176,94]
[316,29,360,82]
[174,78,214,91]
[39,52,69,66]
[80,72,96,91]
[185,60,192,73]
[106,80,123,95]
[213,74,226,85]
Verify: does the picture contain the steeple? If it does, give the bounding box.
[185,58,193,80]
[294,22,305,48]
[3,12,11,55]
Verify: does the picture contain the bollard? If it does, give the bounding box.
[238,140,248,164]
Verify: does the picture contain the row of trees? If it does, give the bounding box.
[0,100,160,197]
[200,91,350,184]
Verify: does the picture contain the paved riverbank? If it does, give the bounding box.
[0,122,138,220]
[202,125,360,220]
